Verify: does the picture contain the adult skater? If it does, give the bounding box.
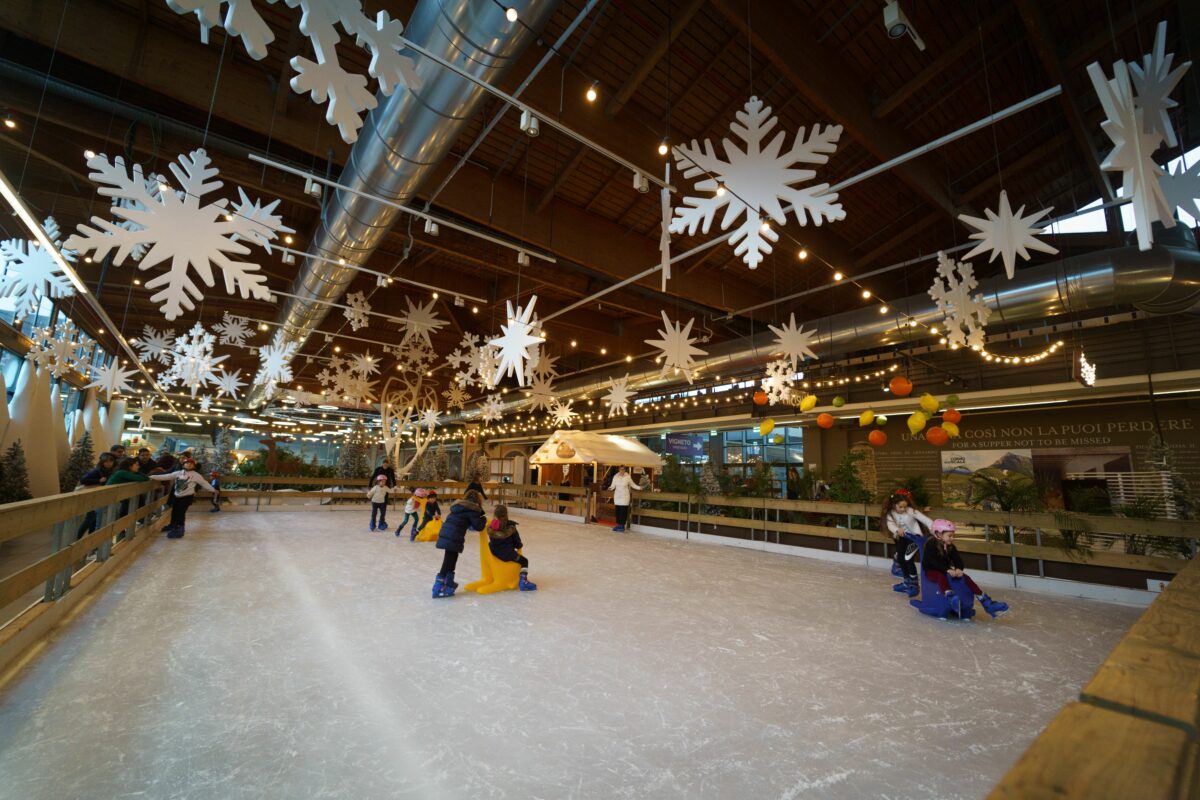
[923,519,1009,618]
[608,465,643,533]
[432,489,487,598]
[371,458,396,488]
[881,489,932,597]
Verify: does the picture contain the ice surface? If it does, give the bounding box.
[0,511,1140,799]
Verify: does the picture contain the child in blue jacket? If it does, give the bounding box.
[488,504,537,591]
[432,490,487,598]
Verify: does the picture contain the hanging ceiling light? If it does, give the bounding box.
[657,138,669,156]
[586,81,598,103]
[715,182,726,197]
[505,6,518,22]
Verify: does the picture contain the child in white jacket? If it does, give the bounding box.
[149,457,212,538]
[367,475,395,531]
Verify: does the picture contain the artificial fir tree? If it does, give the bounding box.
[433,441,450,481]
[0,440,33,504]
[214,428,236,474]
[408,448,437,482]
[337,421,370,478]
[698,462,722,497]
[60,431,96,492]
[466,450,490,483]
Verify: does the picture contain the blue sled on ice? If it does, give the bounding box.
[909,537,976,620]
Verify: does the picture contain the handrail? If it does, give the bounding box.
[0,481,165,544]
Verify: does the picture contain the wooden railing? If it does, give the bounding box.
[988,556,1200,798]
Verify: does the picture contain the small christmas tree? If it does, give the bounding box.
[466,450,490,483]
[337,420,370,478]
[698,462,722,497]
[214,427,236,473]
[408,448,436,482]
[433,441,450,481]
[0,440,33,504]
[60,430,96,492]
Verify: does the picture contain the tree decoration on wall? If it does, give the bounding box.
[343,290,372,331]
[0,216,76,320]
[604,374,635,417]
[214,311,252,346]
[489,296,542,387]
[526,373,556,412]
[86,361,138,400]
[379,344,440,476]
[442,383,468,410]
[669,96,845,269]
[645,311,707,384]
[957,190,1058,280]
[928,252,990,350]
[1128,21,1191,149]
[1086,58,1174,251]
[480,394,504,424]
[64,149,292,320]
[166,0,423,144]
[549,399,577,428]
[160,323,229,396]
[768,312,819,369]
[760,359,794,406]
[134,324,176,365]
[396,296,447,348]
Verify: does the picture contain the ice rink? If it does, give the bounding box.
[0,509,1141,799]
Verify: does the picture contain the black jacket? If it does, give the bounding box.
[421,499,441,520]
[436,499,486,554]
[488,519,524,562]
[466,480,486,499]
[922,539,964,574]
[371,465,396,488]
[79,465,114,487]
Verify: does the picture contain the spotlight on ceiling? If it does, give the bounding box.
[883,1,925,51]
[519,109,540,137]
[586,81,598,103]
[632,171,649,193]
[505,6,518,22]
[423,218,439,236]
[657,138,669,156]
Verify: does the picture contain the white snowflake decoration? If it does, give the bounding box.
[215,311,252,346]
[488,296,542,387]
[1086,59,1174,251]
[442,383,468,410]
[86,361,138,400]
[30,320,94,378]
[0,216,76,320]
[350,351,380,377]
[604,374,635,417]
[768,313,819,370]
[198,395,213,412]
[64,149,288,320]
[399,338,438,371]
[1128,21,1191,149]
[211,367,246,400]
[644,311,707,384]
[136,400,157,429]
[958,191,1059,280]
[396,296,447,348]
[670,96,844,269]
[161,323,228,397]
[166,0,422,144]
[928,252,991,350]
[1159,159,1200,220]
[531,351,559,380]
[254,331,297,389]
[343,290,371,331]
[760,359,796,405]
[549,399,578,428]
[134,325,176,365]
[526,373,556,412]
[419,407,440,430]
[445,347,472,371]
[480,394,504,424]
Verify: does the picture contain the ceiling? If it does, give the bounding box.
[0,0,1196,419]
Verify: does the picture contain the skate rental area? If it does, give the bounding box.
[1,0,1199,797]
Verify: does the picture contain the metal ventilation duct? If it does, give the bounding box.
[451,224,1200,421]
[248,0,561,406]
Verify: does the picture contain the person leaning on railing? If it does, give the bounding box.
[74,452,116,541]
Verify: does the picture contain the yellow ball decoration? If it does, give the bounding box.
[799,394,818,412]
[772,434,784,444]
[907,411,928,435]
[858,409,875,427]
[942,421,960,439]
[759,418,775,437]
[919,393,939,415]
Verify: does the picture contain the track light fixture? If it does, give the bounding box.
[633,171,649,193]
[883,1,925,51]
[519,108,540,137]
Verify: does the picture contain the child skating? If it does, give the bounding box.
[149,457,213,538]
[432,489,487,598]
[413,490,441,538]
[367,475,394,531]
[399,491,422,539]
[923,519,1009,618]
[209,470,222,512]
[488,505,537,591]
[880,489,932,597]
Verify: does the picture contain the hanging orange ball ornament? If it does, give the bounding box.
[943,408,962,424]
[753,390,768,406]
[926,426,950,446]
[889,376,913,397]
[816,413,835,429]
[868,429,888,447]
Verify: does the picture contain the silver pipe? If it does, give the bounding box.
[249,0,561,407]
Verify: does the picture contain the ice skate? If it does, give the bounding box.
[891,560,904,578]
[432,575,447,598]
[980,595,1009,618]
[442,571,458,596]
[369,523,376,531]
[892,581,910,593]
[519,572,538,591]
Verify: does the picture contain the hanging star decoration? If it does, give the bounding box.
[419,407,440,430]
[343,290,372,331]
[604,374,635,417]
[64,149,291,320]
[137,400,157,429]
[214,311,253,346]
[198,395,213,412]
[526,373,556,412]
[957,190,1059,280]
[86,361,138,400]
[442,383,468,410]
[480,393,504,424]
[531,351,559,381]
[1159,158,1200,220]
[395,296,447,348]
[644,311,707,384]
[134,324,176,365]
[549,399,578,428]
[760,359,794,405]
[928,251,991,350]
[211,367,246,400]
[767,312,819,370]
[1086,57,1174,251]
[1128,21,1191,149]
[489,295,542,387]
[670,96,845,269]
[0,216,77,321]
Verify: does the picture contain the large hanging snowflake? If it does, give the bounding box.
[760,359,795,405]
[958,190,1059,280]
[1086,59,1173,251]
[768,313,819,370]
[928,252,991,350]
[396,296,447,348]
[160,322,228,396]
[0,216,76,320]
[488,296,542,387]
[87,361,138,400]
[343,290,372,331]
[64,149,291,320]
[526,373,556,412]
[445,347,473,371]
[253,331,298,391]
[645,311,707,384]
[215,311,252,346]
[480,394,504,424]
[669,96,845,269]
[604,374,635,417]
[29,321,93,379]
[1128,21,1191,149]
[134,325,176,365]
[166,0,423,144]
[549,399,578,428]
[442,383,468,409]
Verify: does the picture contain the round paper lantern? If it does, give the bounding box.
[906,411,927,435]
[946,394,960,406]
[926,426,950,446]
[875,415,888,426]
[799,394,818,412]
[868,429,888,447]
[753,390,768,406]
[772,434,784,444]
[942,421,960,438]
[942,408,962,424]
[759,418,775,437]
[858,409,875,427]
[816,412,835,429]
[919,393,940,414]
[889,376,913,397]
[832,396,846,408]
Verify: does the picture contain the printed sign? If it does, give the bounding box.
[665,432,708,458]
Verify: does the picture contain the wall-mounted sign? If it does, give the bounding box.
[665,432,708,457]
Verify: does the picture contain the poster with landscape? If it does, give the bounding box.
[940,449,1035,509]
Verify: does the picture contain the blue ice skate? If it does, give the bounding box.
[519,574,538,591]
[980,595,1009,618]
[891,560,904,578]
[369,523,376,531]
[432,575,449,599]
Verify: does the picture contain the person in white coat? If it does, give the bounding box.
[149,456,212,538]
[608,465,643,533]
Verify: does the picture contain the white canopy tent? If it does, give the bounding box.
[529,430,663,469]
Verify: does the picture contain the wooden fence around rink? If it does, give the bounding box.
[988,555,1200,799]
